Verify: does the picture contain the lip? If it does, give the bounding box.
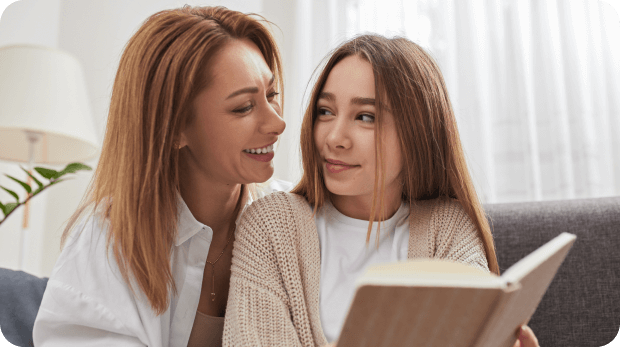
[325,158,354,166]
[244,151,274,162]
[245,140,277,151]
[324,158,359,174]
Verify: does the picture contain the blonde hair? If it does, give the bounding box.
[61,6,283,314]
[292,34,499,275]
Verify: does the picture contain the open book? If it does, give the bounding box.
[337,232,576,347]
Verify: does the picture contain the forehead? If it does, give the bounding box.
[323,55,375,96]
[206,39,272,93]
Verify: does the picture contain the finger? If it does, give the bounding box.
[519,325,539,347]
[524,325,539,346]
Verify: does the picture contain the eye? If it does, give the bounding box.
[317,107,334,116]
[267,91,280,100]
[233,103,254,115]
[357,114,375,123]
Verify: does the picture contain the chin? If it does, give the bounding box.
[249,169,274,184]
[324,181,354,197]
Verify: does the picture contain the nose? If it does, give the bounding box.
[259,101,286,136]
[325,115,352,150]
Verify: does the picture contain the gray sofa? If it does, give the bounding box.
[0,268,47,347]
[485,196,620,346]
[1,196,619,346]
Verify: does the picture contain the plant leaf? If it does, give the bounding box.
[4,202,18,215]
[35,167,60,180]
[0,186,20,202]
[48,178,67,186]
[0,201,5,216]
[60,162,92,175]
[21,167,43,189]
[6,174,32,194]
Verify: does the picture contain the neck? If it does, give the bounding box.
[178,156,244,236]
[330,183,403,221]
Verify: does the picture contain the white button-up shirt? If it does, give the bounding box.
[33,180,291,347]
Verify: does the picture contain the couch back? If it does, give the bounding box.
[485,197,620,346]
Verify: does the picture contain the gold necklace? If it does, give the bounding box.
[205,185,243,302]
[205,227,234,301]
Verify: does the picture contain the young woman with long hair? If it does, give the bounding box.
[33,6,286,346]
[223,34,538,347]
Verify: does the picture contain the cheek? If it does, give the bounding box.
[362,133,377,165]
[313,122,324,149]
[377,130,403,174]
[209,117,250,148]
[386,140,403,176]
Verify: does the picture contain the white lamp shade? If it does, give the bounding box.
[0,45,99,164]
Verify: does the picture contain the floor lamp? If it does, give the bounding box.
[0,45,99,270]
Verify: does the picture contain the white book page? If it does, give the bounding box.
[356,259,505,289]
[356,273,506,288]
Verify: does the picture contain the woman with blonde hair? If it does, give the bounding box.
[224,34,538,346]
[33,5,286,346]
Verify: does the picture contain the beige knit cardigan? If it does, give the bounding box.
[223,191,489,347]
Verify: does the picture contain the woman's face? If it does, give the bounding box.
[179,39,285,185]
[314,55,403,205]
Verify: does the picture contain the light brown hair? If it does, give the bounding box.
[291,34,499,275]
[61,6,283,314]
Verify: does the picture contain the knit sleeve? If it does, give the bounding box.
[430,199,490,273]
[223,197,303,347]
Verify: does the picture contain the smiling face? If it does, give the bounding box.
[313,55,403,219]
[178,39,285,185]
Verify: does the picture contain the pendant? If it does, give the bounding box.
[211,292,216,301]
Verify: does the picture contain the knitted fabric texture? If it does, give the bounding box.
[223,192,489,347]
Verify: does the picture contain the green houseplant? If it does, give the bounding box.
[0,162,91,226]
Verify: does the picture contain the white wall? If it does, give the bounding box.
[0,0,60,47]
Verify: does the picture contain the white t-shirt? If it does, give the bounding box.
[315,200,411,343]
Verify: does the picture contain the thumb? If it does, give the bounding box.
[512,325,523,347]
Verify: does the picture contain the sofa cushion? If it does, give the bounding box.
[485,197,620,347]
[0,268,48,347]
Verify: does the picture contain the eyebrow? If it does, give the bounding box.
[318,92,376,107]
[226,74,276,100]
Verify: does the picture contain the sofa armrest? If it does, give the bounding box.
[0,268,49,347]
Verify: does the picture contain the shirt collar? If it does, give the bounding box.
[174,190,254,247]
[324,198,409,230]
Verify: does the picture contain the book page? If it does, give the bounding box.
[365,259,494,276]
[356,259,504,289]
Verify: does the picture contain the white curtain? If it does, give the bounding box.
[268,0,620,203]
